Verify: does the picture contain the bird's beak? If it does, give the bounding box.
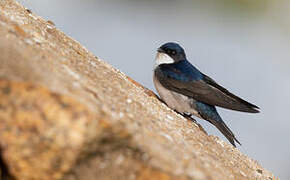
[157,48,164,53]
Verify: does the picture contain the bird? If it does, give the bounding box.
[153,42,259,147]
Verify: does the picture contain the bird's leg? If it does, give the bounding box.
[172,110,208,134]
[182,112,197,123]
[180,112,208,135]
[173,110,191,121]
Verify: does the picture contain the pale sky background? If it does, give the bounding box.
[17,0,290,179]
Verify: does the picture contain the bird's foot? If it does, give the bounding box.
[181,113,208,135]
[181,112,196,122]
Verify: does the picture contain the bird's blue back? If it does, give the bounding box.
[159,60,203,82]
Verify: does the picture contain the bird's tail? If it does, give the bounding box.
[194,101,241,147]
[211,119,241,147]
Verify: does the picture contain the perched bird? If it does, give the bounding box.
[153,42,259,147]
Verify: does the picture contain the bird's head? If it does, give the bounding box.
[155,42,186,67]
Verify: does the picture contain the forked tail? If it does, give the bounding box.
[212,119,241,147]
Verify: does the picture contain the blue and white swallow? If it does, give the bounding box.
[153,42,259,147]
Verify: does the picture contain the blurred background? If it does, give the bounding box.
[17,0,289,179]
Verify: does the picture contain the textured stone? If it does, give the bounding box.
[0,80,98,179]
[0,0,276,180]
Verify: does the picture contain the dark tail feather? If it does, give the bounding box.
[195,101,241,147]
[212,120,241,147]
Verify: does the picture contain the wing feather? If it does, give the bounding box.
[155,64,259,113]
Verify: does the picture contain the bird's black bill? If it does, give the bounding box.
[157,48,165,53]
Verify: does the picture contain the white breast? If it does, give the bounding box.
[153,76,200,117]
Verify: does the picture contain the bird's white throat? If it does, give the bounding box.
[155,52,174,68]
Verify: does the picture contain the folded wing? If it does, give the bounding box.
[155,62,259,113]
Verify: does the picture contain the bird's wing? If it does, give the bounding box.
[155,62,259,113]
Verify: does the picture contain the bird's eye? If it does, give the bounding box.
[171,50,176,55]
[167,50,171,54]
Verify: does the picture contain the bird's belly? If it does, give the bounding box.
[153,77,200,117]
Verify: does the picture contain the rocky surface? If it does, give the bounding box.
[0,0,275,179]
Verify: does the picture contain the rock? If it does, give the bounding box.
[0,80,102,179]
[0,0,275,179]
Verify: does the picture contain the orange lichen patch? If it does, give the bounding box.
[126,76,158,98]
[117,129,131,139]
[98,119,112,129]
[13,24,27,37]
[143,88,158,98]
[126,76,144,89]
